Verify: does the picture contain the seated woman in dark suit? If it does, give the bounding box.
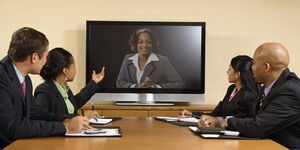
[116,28,185,88]
[181,55,259,120]
[32,48,105,121]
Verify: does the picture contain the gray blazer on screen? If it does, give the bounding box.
[116,53,185,88]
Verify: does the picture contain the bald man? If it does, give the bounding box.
[222,42,300,149]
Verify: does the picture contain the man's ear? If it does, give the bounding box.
[235,71,241,78]
[30,53,39,64]
[264,63,271,72]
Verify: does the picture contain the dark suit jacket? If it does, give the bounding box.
[227,69,300,149]
[0,56,65,148]
[116,53,185,88]
[193,84,258,118]
[32,80,99,121]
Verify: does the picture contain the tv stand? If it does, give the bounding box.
[116,93,174,105]
[116,102,174,106]
[79,102,215,117]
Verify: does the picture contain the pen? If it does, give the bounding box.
[91,103,95,110]
[91,103,98,121]
[94,117,98,122]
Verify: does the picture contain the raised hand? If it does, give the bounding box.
[92,67,105,84]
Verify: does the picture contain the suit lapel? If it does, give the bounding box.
[24,77,32,117]
[255,86,265,113]
[4,57,27,106]
[67,91,77,112]
[47,80,69,114]
[258,69,290,113]
[221,86,240,114]
[127,63,137,84]
[15,77,26,101]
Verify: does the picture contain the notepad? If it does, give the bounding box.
[155,116,199,126]
[179,117,199,123]
[155,116,199,122]
[189,126,239,136]
[65,127,122,137]
[89,118,113,124]
[155,116,179,121]
[189,126,198,131]
[189,126,259,139]
[200,134,220,138]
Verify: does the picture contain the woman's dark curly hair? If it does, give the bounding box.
[128,28,159,52]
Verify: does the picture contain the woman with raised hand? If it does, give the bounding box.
[33,47,104,121]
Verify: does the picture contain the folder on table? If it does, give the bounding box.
[89,117,122,125]
[189,126,259,139]
[155,116,198,126]
[65,126,122,137]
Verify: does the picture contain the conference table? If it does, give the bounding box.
[5,117,287,150]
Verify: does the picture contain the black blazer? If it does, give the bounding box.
[193,84,258,118]
[0,56,65,148]
[32,80,99,121]
[227,69,300,149]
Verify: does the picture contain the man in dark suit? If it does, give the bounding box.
[218,42,300,149]
[0,27,91,148]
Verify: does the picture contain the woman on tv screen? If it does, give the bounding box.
[116,28,185,88]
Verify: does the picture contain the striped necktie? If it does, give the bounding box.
[259,93,265,107]
[21,81,26,97]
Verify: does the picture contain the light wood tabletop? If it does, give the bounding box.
[5,117,287,150]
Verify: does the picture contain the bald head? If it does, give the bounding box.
[252,42,289,85]
[254,42,289,71]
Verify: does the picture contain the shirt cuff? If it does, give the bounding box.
[225,116,234,127]
[216,117,224,127]
[216,117,224,122]
[130,84,136,88]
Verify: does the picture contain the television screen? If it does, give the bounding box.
[86,21,205,103]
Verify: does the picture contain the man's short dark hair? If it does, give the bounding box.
[8,27,49,62]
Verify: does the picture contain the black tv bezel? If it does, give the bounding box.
[86,20,205,94]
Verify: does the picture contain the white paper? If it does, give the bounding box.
[156,116,199,123]
[179,118,199,123]
[201,134,220,138]
[155,116,179,121]
[65,128,120,136]
[220,131,240,136]
[189,126,198,132]
[89,118,113,124]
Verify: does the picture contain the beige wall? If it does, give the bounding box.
[1,0,300,105]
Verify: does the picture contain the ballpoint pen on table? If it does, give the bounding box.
[91,103,98,121]
[91,103,95,110]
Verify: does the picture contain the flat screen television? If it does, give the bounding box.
[86,21,205,105]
